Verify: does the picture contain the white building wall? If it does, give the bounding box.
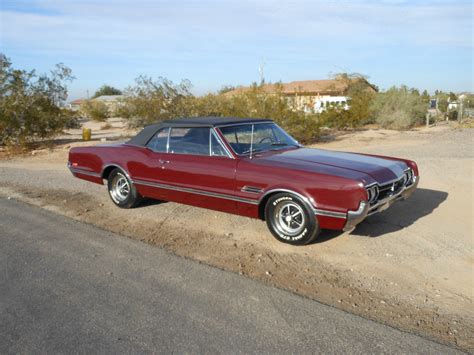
[314,95,349,113]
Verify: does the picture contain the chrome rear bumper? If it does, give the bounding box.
[343,177,419,232]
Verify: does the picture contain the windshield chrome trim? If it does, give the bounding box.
[249,124,255,159]
[211,128,234,159]
[216,121,300,158]
[165,127,171,153]
[214,121,273,128]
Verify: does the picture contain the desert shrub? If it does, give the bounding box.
[123,76,193,127]
[113,99,132,118]
[81,100,109,121]
[92,84,122,98]
[325,73,378,128]
[61,108,81,129]
[188,84,320,143]
[318,106,351,129]
[0,54,74,145]
[121,78,320,143]
[464,94,474,109]
[370,86,427,129]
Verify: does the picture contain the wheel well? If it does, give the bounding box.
[101,165,119,180]
[258,191,280,220]
[258,190,315,221]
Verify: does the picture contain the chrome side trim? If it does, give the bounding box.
[69,166,102,178]
[314,209,347,219]
[133,179,260,205]
[241,186,264,194]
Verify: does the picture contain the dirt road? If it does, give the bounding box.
[0,122,472,351]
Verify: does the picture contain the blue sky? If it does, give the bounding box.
[1,0,472,100]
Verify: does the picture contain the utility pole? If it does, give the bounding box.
[258,58,266,85]
[458,96,464,123]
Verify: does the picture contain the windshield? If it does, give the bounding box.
[219,123,300,155]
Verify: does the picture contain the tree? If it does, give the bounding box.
[326,72,378,128]
[421,90,430,104]
[0,53,75,145]
[434,91,449,113]
[81,100,109,121]
[123,75,193,127]
[217,85,236,94]
[92,84,122,98]
[370,85,427,129]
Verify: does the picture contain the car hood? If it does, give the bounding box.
[254,148,407,185]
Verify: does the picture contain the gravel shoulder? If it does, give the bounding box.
[0,122,472,351]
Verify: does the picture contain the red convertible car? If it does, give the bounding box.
[68,117,419,245]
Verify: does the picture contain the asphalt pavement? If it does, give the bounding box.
[0,198,461,354]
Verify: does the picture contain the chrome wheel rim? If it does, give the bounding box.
[274,201,305,236]
[110,172,130,203]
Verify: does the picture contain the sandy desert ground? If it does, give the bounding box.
[0,119,472,351]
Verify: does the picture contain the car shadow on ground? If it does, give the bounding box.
[350,188,448,238]
[314,229,344,244]
[313,188,448,243]
[136,199,169,208]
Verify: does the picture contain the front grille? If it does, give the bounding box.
[377,177,405,202]
[366,169,416,207]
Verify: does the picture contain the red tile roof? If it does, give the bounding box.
[225,79,376,96]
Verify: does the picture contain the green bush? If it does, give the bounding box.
[113,99,132,118]
[0,54,75,145]
[92,84,122,98]
[123,76,193,127]
[330,73,377,128]
[62,108,81,129]
[188,84,320,143]
[81,100,109,121]
[121,78,320,143]
[370,86,427,129]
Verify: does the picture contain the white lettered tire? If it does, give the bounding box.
[265,193,320,245]
[107,168,142,208]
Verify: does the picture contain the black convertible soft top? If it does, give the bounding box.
[126,116,272,147]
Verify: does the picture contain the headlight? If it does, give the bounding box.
[366,185,379,204]
[403,169,415,186]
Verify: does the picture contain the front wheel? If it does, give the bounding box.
[107,168,142,208]
[265,193,320,245]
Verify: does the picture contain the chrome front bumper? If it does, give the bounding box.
[343,177,419,232]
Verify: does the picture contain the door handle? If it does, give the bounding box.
[159,159,170,164]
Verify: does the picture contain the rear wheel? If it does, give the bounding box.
[107,168,142,208]
[265,193,320,245]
